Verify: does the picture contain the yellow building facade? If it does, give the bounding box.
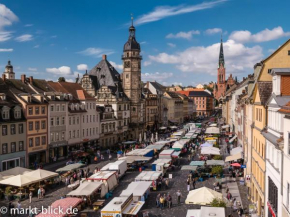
[250,39,290,216]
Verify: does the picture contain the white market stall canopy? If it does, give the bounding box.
[126,149,152,156]
[122,201,145,216]
[0,167,32,177]
[159,149,175,159]
[229,135,237,143]
[205,127,220,134]
[206,160,225,166]
[225,152,243,162]
[135,171,162,181]
[152,159,171,165]
[185,187,223,205]
[87,171,118,190]
[190,161,205,166]
[155,140,170,145]
[145,144,166,150]
[67,181,107,198]
[200,142,213,147]
[187,207,225,217]
[56,163,85,172]
[170,126,177,129]
[201,147,220,155]
[120,181,151,198]
[159,127,167,130]
[181,165,198,171]
[172,140,188,149]
[25,169,58,181]
[209,123,217,127]
[0,174,39,187]
[119,156,152,164]
[221,125,230,129]
[230,146,243,155]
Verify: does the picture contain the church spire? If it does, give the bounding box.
[219,36,225,68]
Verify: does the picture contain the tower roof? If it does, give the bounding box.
[219,38,225,68]
[123,17,140,52]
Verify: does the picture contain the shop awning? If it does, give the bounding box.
[0,167,32,177]
[206,160,225,166]
[56,163,85,172]
[0,174,39,187]
[221,125,230,129]
[25,169,58,182]
[172,151,181,158]
[230,146,243,155]
[120,181,151,198]
[67,181,107,197]
[229,135,237,143]
[205,127,220,134]
[190,161,205,166]
[181,165,198,171]
[225,152,243,162]
[201,147,220,155]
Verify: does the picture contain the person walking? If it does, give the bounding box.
[165,178,169,189]
[156,194,160,208]
[159,195,165,209]
[232,198,237,212]
[29,191,33,203]
[238,207,244,217]
[37,187,41,199]
[167,193,172,209]
[192,178,196,189]
[187,178,190,191]
[176,190,182,205]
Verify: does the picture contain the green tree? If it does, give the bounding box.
[213,155,222,160]
[58,77,66,82]
[210,198,227,207]
[211,165,223,175]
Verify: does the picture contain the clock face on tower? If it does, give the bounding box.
[124,61,130,68]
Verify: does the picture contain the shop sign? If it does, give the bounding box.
[50,141,68,148]
[267,201,276,217]
[241,165,246,169]
[32,146,44,151]
[169,174,173,179]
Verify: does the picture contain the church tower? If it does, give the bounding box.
[214,38,226,99]
[122,17,143,124]
[3,60,15,80]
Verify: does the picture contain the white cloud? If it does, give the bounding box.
[51,35,57,38]
[144,61,152,67]
[142,72,173,82]
[140,41,147,44]
[24,24,33,27]
[0,48,13,52]
[133,0,227,26]
[28,67,37,71]
[46,66,72,75]
[0,31,13,42]
[229,26,290,43]
[78,47,114,58]
[0,4,18,30]
[15,34,33,42]
[34,45,39,48]
[109,61,123,70]
[148,39,263,76]
[167,43,176,48]
[77,64,88,71]
[268,49,275,53]
[205,28,222,35]
[166,30,200,40]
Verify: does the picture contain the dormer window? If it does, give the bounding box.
[14,107,21,119]
[70,104,74,110]
[2,106,10,120]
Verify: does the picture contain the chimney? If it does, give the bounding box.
[2,74,6,81]
[146,81,149,88]
[21,74,26,83]
[102,54,107,60]
[29,76,33,84]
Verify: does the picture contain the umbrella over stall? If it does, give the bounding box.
[231,163,241,167]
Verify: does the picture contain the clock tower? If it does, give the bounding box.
[122,18,143,126]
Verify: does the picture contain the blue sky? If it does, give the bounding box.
[1,0,290,86]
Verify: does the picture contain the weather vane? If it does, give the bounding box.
[131,13,134,26]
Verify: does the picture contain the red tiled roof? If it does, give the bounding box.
[176,91,190,96]
[278,101,290,114]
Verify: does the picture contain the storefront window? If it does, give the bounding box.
[2,158,20,171]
